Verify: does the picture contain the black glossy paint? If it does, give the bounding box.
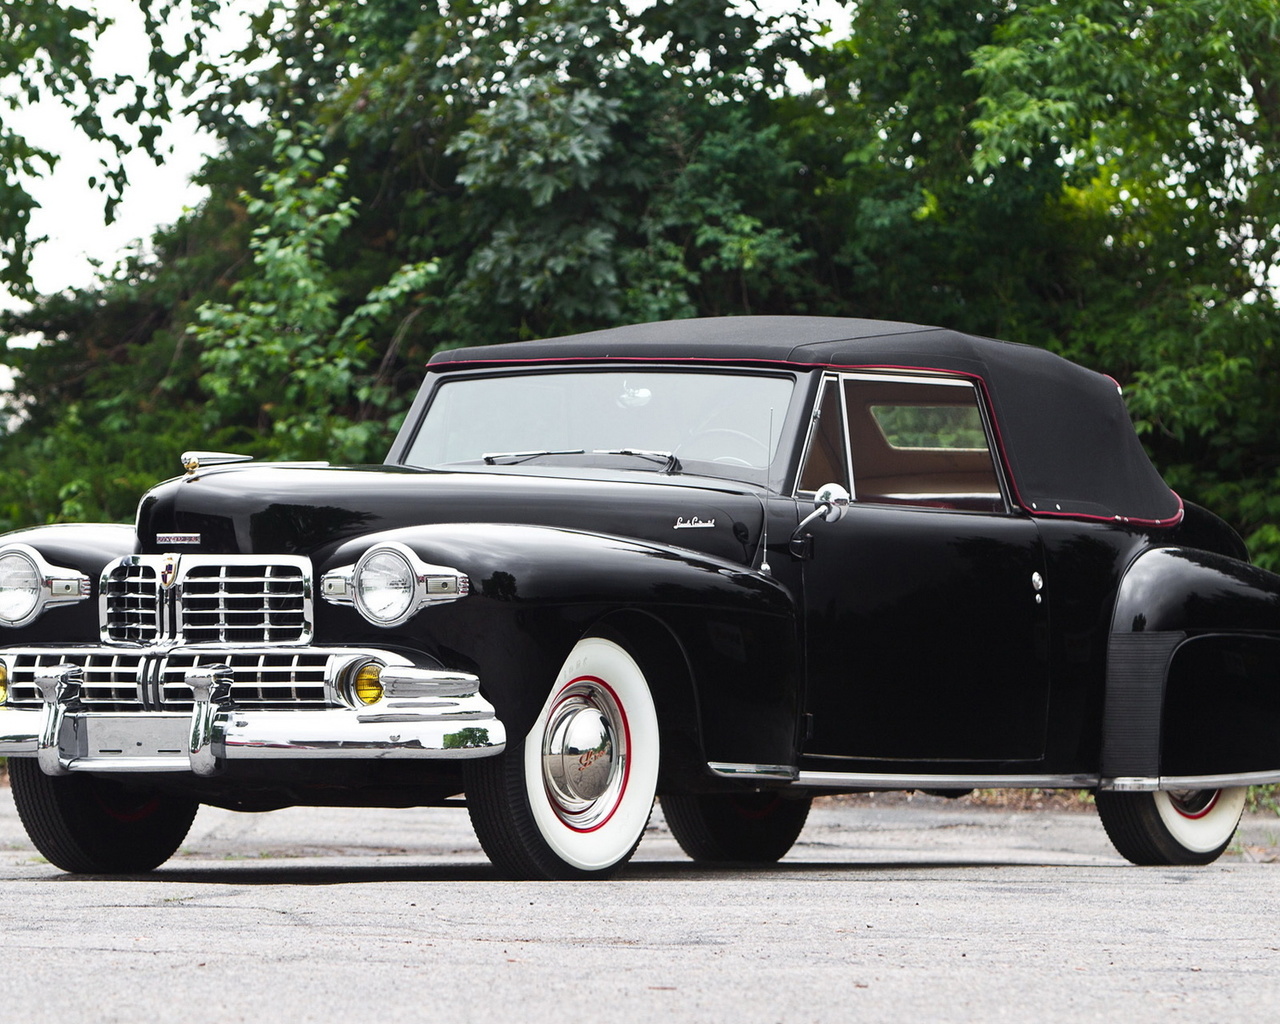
[801,505,1050,763]
[0,523,136,642]
[140,464,768,569]
[5,320,1280,798]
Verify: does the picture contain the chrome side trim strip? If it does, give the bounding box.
[708,761,799,781]
[1162,771,1280,789]
[1100,776,1160,792]
[1102,771,1280,791]
[796,771,1099,790]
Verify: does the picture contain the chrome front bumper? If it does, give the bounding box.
[0,645,506,776]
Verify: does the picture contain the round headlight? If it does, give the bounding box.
[0,551,41,626]
[355,547,417,626]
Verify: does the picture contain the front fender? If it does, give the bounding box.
[1103,546,1280,780]
[315,523,801,763]
[0,523,136,643]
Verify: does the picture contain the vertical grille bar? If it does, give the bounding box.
[101,555,313,645]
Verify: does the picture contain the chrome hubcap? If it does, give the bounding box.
[1167,789,1219,819]
[541,681,627,830]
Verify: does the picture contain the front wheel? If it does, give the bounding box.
[1095,787,1246,865]
[465,636,660,879]
[9,758,199,873]
[663,791,812,863]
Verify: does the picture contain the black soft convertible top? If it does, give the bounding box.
[427,316,1181,525]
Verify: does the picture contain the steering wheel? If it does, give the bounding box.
[677,428,769,466]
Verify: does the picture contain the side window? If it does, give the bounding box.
[798,378,850,494]
[843,377,1005,512]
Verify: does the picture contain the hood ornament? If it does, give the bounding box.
[181,451,254,476]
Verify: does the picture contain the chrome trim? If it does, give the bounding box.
[795,770,1099,790]
[0,644,504,773]
[0,543,91,628]
[35,663,82,776]
[1101,771,1280,791]
[100,554,314,646]
[379,666,479,699]
[542,683,621,825]
[321,542,470,626]
[708,761,800,781]
[181,450,253,474]
[1100,776,1161,792]
[187,663,234,777]
[1,644,468,712]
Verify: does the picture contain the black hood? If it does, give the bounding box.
[136,464,767,567]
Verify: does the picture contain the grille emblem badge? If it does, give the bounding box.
[159,554,180,590]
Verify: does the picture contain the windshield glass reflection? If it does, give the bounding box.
[406,371,795,485]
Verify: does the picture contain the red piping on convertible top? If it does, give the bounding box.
[425,355,1186,528]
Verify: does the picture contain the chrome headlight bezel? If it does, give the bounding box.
[0,543,91,628]
[355,546,418,626]
[321,542,470,628]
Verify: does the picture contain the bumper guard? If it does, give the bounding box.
[0,650,506,776]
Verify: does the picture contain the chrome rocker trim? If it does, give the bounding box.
[708,761,800,781]
[1101,771,1280,791]
[706,764,1100,789]
[0,646,505,776]
[710,765,1280,792]
[794,770,1100,790]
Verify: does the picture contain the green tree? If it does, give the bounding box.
[190,122,436,462]
[2,0,1280,572]
[965,0,1280,565]
[0,0,220,293]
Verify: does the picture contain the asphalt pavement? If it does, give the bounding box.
[1,787,1278,1023]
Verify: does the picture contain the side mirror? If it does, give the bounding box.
[790,482,851,558]
[812,482,851,524]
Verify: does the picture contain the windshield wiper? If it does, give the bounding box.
[482,449,585,465]
[481,448,681,473]
[593,449,682,473]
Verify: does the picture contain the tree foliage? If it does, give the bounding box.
[0,0,222,294]
[0,0,1278,566]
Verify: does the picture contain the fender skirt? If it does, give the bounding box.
[1104,546,1280,781]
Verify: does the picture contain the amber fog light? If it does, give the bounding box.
[351,663,384,706]
[0,663,8,705]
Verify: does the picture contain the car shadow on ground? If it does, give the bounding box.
[6,856,1128,885]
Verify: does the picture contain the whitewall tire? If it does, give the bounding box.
[466,636,659,879]
[1096,787,1246,865]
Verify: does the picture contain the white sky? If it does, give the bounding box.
[0,0,256,313]
[0,0,851,316]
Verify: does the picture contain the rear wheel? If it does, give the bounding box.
[664,791,812,863]
[465,636,659,879]
[9,758,199,873]
[1095,787,1245,865]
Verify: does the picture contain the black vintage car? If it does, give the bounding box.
[2,316,1278,878]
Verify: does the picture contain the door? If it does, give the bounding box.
[798,373,1051,763]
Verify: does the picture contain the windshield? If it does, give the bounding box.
[404,370,795,483]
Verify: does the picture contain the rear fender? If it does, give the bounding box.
[1103,546,1280,780]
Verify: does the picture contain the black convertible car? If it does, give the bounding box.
[2,316,1278,878]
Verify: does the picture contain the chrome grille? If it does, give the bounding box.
[180,564,309,643]
[101,563,161,643]
[100,554,313,645]
[9,651,146,712]
[160,651,329,711]
[4,648,332,711]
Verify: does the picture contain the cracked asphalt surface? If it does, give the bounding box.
[1,787,1278,1022]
